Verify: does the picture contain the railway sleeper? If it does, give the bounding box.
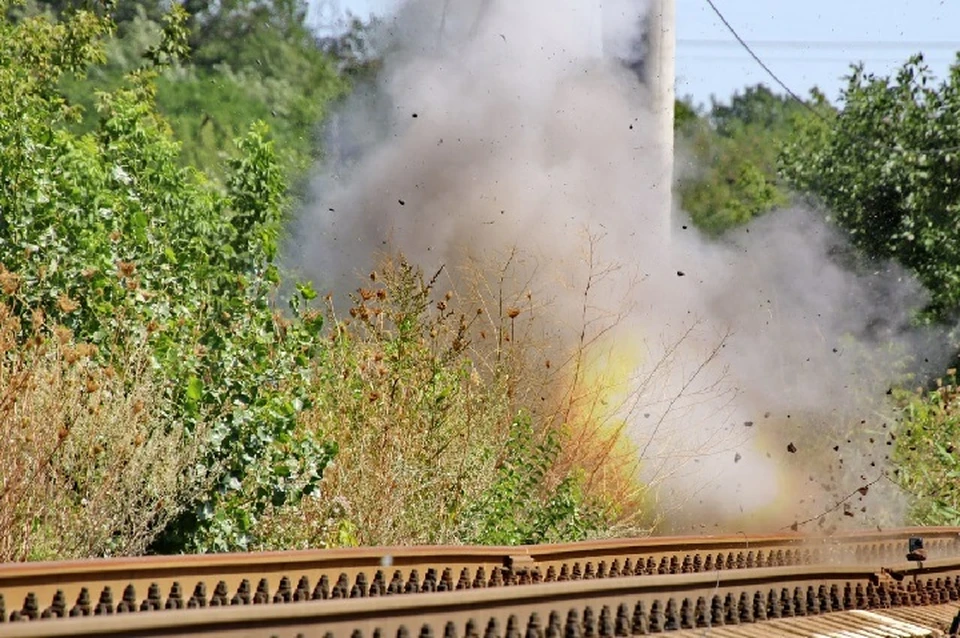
[3,533,960,625]
[251,577,960,638]
[2,540,960,624]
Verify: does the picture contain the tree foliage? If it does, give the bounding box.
[317,13,383,80]
[780,56,960,318]
[676,85,808,235]
[46,0,347,182]
[0,0,338,552]
[0,0,616,553]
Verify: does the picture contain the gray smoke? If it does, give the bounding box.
[287,0,945,533]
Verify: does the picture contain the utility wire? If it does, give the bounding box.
[702,0,825,120]
[681,38,960,50]
[678,54,954,63]
[702,0,960,156]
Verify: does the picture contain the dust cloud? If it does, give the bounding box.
[287,0,945,533]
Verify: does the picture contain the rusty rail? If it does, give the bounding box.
[0,527,958,635]
[2,557,960,636]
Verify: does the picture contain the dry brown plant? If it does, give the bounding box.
[464,234,739,535]
[259,233,738,547]
[0,302,211,561]
[448,242,650,527]
[259,256,519,547]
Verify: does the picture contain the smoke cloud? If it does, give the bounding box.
[288,0,945,533]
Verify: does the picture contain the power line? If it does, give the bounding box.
[701,0,960,156]
[678,54,957,64]
[680,39,960,51]
[701,0,820,117]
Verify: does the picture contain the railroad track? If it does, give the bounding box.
[0,527,958,637]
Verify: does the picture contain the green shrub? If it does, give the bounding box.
[1,1,628,554]
[892,372,960,525]
[251,258,613,549]
[461,412,605,545]
[0,2,335,552]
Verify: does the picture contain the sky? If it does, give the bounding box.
[315,0,960,107]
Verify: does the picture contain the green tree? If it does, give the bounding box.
[891,374,960,526]
[676,85,809,235]
[780,55,960,318]
[2,0,621,554]
[711,84,804,134]
[317,13,383,81]
[48,0,346,182]
[0,0,336,552]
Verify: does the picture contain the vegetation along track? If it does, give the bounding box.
[1,527,960,636]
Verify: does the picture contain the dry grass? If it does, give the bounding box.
[0,302,211,561]
[450,243,650,531]
[455,238,735,534]
[256,243,690,547]
[256,232,741,547]
[257,257,521,547]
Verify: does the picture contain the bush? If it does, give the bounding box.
[461,412,605,545]
[0,2,337,553]
[780,57,960,318]
[892,371,960,525]
[0,301,210,561]
[251,257,620,549]
[1,2,638,553]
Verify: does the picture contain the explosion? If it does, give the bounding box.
[288,0,945,533]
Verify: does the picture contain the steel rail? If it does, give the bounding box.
[0,528,958,627]
[2,557,960,637]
